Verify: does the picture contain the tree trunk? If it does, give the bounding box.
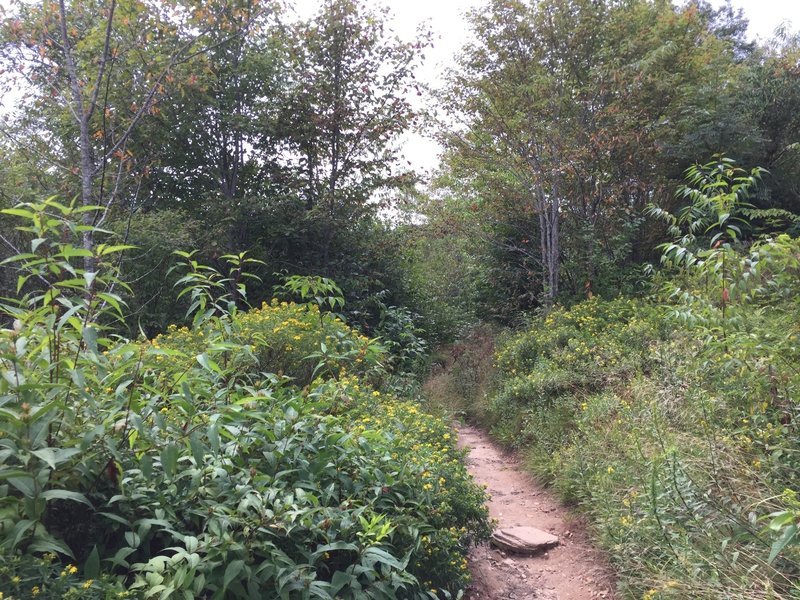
[536,182,560,306]
[58,0,97,273]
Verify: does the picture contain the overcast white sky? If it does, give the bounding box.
[717,0,800,40]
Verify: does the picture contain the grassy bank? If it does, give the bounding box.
[428,236,800,599]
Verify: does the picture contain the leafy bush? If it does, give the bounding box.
[421,324,498,422]
[0,198,490,599]
[109,209,210,337]
[152,299,383,389]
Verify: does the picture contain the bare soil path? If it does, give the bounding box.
[457,424,617,600]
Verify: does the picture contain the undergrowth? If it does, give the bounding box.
[466,234,800,599]
[421,324,497,422]
[426,162,800,599]
[0,198,491,600]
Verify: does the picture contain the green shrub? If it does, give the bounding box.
[152,299,383,388]
[421,324,498,422]
[488,297,662,448]
[0,198,491,600]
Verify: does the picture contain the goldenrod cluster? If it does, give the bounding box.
[147,299,381,386]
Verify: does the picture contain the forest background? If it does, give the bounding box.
[0,0,798,341]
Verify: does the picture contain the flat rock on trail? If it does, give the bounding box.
[457,424,616,600]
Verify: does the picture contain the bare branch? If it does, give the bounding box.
[86,0,117,123]
[57,0,87,127]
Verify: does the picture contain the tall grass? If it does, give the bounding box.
[431,233,800,598]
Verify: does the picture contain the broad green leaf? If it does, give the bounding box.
[31,447,81,470]
[196,353,222,374]
[85,546,101,578]
[223,559,245,590]
[1,208,37,219]
[189,432,205,466]
[161,443,178,478]
[768,524,798,564]
[97,244,137,256]
[83,326,98,353]
[40,489,93,507]
[28,535,75,559]
[6,474,36,497]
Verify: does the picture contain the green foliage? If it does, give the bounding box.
[435,0,756,307]
[364,292,429,383]
[170,250,265,327]
[647,156,766,263]
[736,35,800,216]
[6,0,800,593]
[422,325,498,423]
[281,0,424,222]
[416,1,800,322]
[0,201,491,599]
[488,298,663,450]
[274,275,345,316]
[0,0,427,346]
[153,299,384,389]
[450,165,799,593]
[109,210,208,337]
[397,194,499,340]
[457,228,800,598]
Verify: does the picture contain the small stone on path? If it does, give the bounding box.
[491,526,560,555]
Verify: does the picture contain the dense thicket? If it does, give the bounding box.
[0,0,423,341]
[0,199,490,599]
[3,0,798,339]
[406,0,800,336]
[427,217,800,598]
[409,1,800,597]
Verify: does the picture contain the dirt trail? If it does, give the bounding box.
[458,424,616,600]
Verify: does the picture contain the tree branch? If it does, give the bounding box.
[99,28,249,171]
[86,0,117,123]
